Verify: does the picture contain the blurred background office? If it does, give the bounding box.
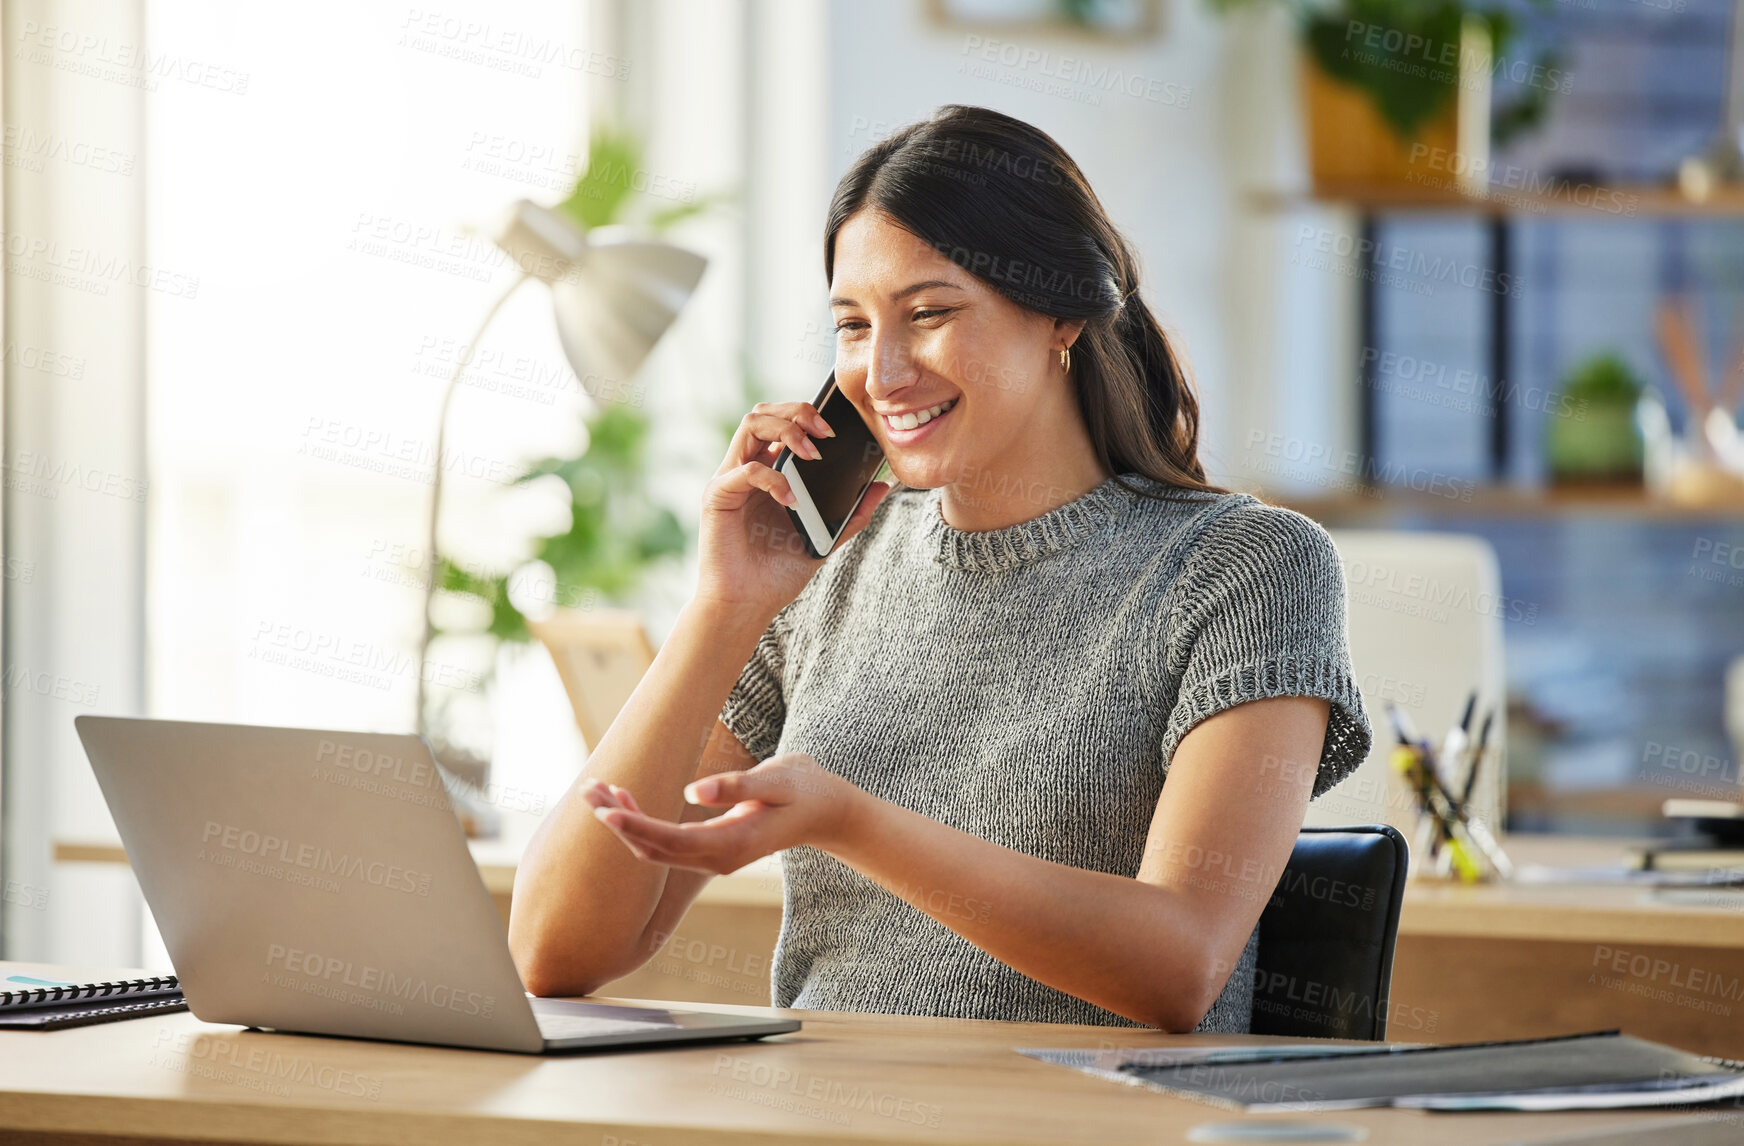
[6,0,1744,972]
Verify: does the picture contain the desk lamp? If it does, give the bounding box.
[413,198,706,741]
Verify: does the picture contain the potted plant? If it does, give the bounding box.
[1210,0,1560,192]
[422,127,741,806]
[1544,353,1646,486]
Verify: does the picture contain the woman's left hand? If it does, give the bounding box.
[585,753,869,875]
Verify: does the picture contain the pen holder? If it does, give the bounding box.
[1660,398,1744,508]
[1391,746,1512,884]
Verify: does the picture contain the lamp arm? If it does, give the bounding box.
[414,271,532,739]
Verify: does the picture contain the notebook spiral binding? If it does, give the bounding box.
[0,974,178,1009]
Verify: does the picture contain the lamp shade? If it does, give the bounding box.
[416,200,706,742]
[492,200,707,394]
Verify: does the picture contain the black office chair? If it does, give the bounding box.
[1249,824,1408,1041]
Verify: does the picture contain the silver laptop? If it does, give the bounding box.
[75,715,800,1053]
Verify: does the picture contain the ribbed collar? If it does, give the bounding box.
[920,473,1146,573]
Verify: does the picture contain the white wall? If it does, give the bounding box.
[743,0,829,410]
[2,0,149,964]
[814,0,1356,491]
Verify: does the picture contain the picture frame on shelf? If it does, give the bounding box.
[925,0,1163,41]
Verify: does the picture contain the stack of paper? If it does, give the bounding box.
[1018,1031,1744,1113]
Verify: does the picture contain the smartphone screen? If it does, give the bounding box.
[777,374,886,556]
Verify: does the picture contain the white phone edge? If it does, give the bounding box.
[778,455,857,558]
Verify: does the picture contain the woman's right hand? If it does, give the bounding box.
[694,400,890,621]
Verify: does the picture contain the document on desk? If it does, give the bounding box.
[1512,863,1744,886]
[1019,1031,1744,1112]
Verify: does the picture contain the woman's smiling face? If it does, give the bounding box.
[828,209,1082,494]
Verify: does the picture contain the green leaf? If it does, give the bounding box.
[431,558,528,644]
[1304,1,1469,140]
[430,121,744,651]
[1559,353,1645,403]
[555,129,646,231]
[1210,0,1549,146]
[647,189,736,234]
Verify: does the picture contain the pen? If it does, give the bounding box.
[1438,691,1477,792]
[1462,709,1494,810]
[1388,700,1512,881]
[1386,703,1421,750]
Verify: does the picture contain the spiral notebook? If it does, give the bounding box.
[0,962,186,1030]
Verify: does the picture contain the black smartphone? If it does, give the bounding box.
[771,372,886,559]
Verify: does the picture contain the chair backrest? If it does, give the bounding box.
[528,609,656,755]
[1316,529,1507,837]
[1250,824,1408,1041]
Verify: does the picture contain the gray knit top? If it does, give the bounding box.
[719,473,1371,1031]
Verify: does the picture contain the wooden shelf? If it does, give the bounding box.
[1272,484,1744,522]
[1249,180,1744,219]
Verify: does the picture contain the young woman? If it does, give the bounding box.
[509,105,1370,1033]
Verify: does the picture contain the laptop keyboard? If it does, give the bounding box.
[535,1013,675,1040]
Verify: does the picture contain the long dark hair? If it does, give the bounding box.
[824,104,1222,497]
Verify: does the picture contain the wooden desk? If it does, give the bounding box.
[55,834,1744,1055]
[0,998,1726,1145]
[600,835,1744,1059]
[1389,835,1744,1059]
